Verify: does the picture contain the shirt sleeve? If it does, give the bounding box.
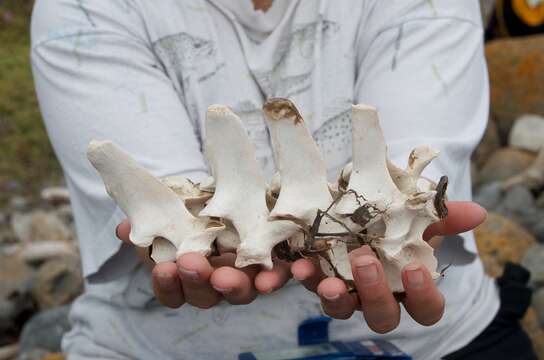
[31,0,208,278]
[354,0,488,203]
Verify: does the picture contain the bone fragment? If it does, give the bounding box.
[199,105,298,269]
[87,141,223,262]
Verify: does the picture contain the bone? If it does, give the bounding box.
[332,105,441,292]
[87,141,223,261]
[199,105,298,269]
[263,98,353,281]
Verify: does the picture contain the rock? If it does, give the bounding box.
[494,185,539,230]
[521,306,544,360]
[533,222,544,243]
[11,211,70,244]
[0,255,34,335]
[54,205,73,227]
[40,187,70,207]
[534,288,544,329]
[31,257,82,310]
[537,192,544,208]
[19,305,70,355]
[41,354,65,360]
[486,35,544,140]
[0,342,19,360]
[473,119,501,167]
[18,348,48,360]
[9,196,29,212]
[478,148,536,185]
[19,242,78,265]
[473,181,502,211]
[522,245,544,287]
[509,114,544,153]
[474,212,536,277]
[502,146,544,192]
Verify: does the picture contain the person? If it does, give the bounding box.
[30,0,536,359]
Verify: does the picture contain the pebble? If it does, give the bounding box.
[19,305,71,355]
[486,35,544,140]
[477,148,535,185]
[40,187,70,207]
[509,114,544,153]
[494,185,538,228]
[0,255,34,334]
[473,181,502,210]
[534,288,544,329]
[31,257,82,310]
[522,245,544,288]
[11,210,71,244]
[474,212,536,277]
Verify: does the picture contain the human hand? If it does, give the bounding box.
[290,201,487,333]
[116,221,292,309]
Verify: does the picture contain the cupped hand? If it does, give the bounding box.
[291,201,487,333]
[116,221,292,309]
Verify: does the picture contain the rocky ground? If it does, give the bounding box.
[1,1,544,359]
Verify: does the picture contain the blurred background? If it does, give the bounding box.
[0,0,543,359]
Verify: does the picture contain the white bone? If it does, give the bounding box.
[199,105,298,269]
[263,98,353,281]
[334,105,440,292]
[87,141,223,262]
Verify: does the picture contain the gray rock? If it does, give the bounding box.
[0,255,34,334]
[495,185,539,230]
[31,257,83,310]
[533,288,544,329]
[537,192,544,208]
[509,114,544,153]
[9,196,28,212]
[522,245,544,287]
[477,148,535,185]
[19,305,71,354]
[18,348,49,360]
[532,222,544,243]
[11,210,71,244]
[40,187,70,207]
[473,181,503,210]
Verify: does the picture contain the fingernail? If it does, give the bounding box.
[355,259,378,286]
[212,286,232,294]
[322,293,340,302]
[156,272,172,287]
[406,265,424,288]
[178,266,200,282]
[261,287,275,295]
[293,273,307,281]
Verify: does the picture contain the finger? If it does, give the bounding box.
[401,262,445,326]
[291,257,326,293]
[115,220,132,244]
[317,277,357,319]
[177,253,222,309]
[423,201,487,240]
[254,259,291,294]
[152,262,184,308]
[210,266,258,305]
[352,254,401,334]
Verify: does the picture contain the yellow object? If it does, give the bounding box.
[513,0,544,26]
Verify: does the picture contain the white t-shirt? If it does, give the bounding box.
[30,1,499,359]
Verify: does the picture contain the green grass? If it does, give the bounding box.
[0,1,62,205]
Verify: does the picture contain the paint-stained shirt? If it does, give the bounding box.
[30,1,499,359]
